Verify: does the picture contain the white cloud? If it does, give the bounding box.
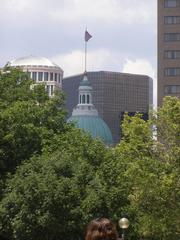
[122,59,155,77]
[0,0,156,25]
[49,0,156,25]
[52,50,84,77]
[8,0,30,11]
[1,0,34,13]
[0,0,156,24]
[122,58,157,107]
[52,48,122,77]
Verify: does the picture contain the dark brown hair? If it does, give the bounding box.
[85,218,118,240]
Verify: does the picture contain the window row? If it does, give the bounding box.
[28,71,62,83]
[164,50,180,59]
[164,85,180,93]
[79,94,90,104]
[164,68,180,76]
[164,33,180,41]
[164,16,180,24]
[164,0,180,8]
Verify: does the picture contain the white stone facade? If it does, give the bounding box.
[72,75,98,117]
[6,56,63,97]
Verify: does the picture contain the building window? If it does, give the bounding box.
[32,72,37,81]
[46,85,50,95]
[87,94,90,104]
[51,85,54,95]
[79,95,81,103]
[55,73,57,82]
[164,68,180,76]
[164,50,180,59]
[164,0,180,7]
[50,72,53,81]
[44,72,48,81]
[164,85,180,93]
[164,16,180,24]
[164,33,180,41]
[58,74,61,84]
[27,71,31,79]
[38,72,43,81]
[82,95,85,103]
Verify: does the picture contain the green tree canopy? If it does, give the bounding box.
[0,129,109,240]
[114,97,180,240]
[0,69,179,240]
[0,68,68,174]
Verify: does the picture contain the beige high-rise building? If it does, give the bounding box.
[158,0,180,106]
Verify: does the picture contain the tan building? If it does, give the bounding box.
[158,0,180,106]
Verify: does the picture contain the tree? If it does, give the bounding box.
[0,69,179,240]
[114,97,180,240]
[0,129,109,240]
[0,68,68,175]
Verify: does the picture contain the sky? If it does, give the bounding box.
[0,0,157,104]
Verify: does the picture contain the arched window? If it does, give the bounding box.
[82,95,85,103]
[87,94,90,104]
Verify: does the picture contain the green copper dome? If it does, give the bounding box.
[79,74,91,86]
[67,115,113,145]
[67,73,113,145]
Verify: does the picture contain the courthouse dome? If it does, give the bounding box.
[68,115,113,145]
[7,55,61,69]
[67,74,113,145]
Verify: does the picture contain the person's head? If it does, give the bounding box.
[85,218,118,240]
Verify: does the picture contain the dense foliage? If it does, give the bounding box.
[0,69,179,240]
[0,130,108,240]
[114,97,180,240]
[0,68,68,174]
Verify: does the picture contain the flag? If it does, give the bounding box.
[85,30,92,42]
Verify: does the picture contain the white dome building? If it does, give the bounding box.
[6,55,63,96]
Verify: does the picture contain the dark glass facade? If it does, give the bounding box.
[62,71,153,144]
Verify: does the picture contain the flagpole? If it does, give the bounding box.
[85,39,87,72]
[84,30,92,73]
